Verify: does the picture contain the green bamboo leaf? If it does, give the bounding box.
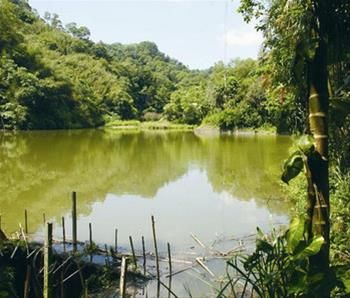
[281,151,304,184]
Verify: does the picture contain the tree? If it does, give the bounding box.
[239,0,350,294]
[65,22,91,40]
[0,0,22,50]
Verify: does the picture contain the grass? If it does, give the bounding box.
[104,119,194,130]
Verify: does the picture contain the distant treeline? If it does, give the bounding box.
[1,0,304,132]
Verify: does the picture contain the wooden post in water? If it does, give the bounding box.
[151,215,160,282]
[167,243,172,275]
[119,256,128,298]
[62,217,66,253]
[167,242,172,298]
[43,213,46,226]
[129,236,137,270]
[89,223,92,248]
[105,244,110,267]
[72,192,77,252]
[24,209,28,234]
[142,236,146,276]
[44,222,53,298]
[114,228,118,255]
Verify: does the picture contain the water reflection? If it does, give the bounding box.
[0,129,292,244]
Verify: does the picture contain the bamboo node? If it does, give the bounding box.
[309,112,326,118]
[314,134,328,139]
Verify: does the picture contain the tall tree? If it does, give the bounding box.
[239,0,350,293]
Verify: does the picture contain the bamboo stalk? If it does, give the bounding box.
[72,192,77,252]
[119,256,128,298]
[142,236,146,276]
[44,222,53,298]
[151,215,160,282]
[195,257,215,277]
[62,269,81,284]
[190,233,206,248]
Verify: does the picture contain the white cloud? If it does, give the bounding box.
[222,29,263,46]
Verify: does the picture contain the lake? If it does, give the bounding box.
[0,129,292,296]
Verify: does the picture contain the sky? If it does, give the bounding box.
[28,0,263,70]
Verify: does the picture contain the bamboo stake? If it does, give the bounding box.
[44,222,53,298]
[25,209,28,234]
[62,217,66,253]
[84,280,88,298]
[72,192,77,252]
[156,280,160,298]
[114,228,118,254]
[105,244,110,267]
[119,256,128,298]
[167,242,172,298]
[60,268,64,298]
[142,236,146,275]
[159,280,178,298]
[129,236,137,270]
[24,264,31,298]
[167,242,172,277]
[151,215,160,282]
[89,223,92,248]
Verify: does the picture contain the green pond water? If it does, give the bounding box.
[0,129,292,296]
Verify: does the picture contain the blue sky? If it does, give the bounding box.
[28,0,262,69]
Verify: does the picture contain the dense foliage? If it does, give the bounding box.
[0,0,304,132]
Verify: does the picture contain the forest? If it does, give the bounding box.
[1,0,350,297]
[1,0,303,133]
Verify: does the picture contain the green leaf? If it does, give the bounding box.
[341,277,350,293]
[281,151,304,184]
[256,239,273,253]
[297,135,315,155]
[293,236,324,260]
[288,273,307,294]
[287,217,306,254]
[256,226,265,238]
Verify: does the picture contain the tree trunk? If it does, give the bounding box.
[307,26,330,276]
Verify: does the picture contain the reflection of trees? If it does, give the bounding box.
[196,134,293,214]
[0,130,291,232]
